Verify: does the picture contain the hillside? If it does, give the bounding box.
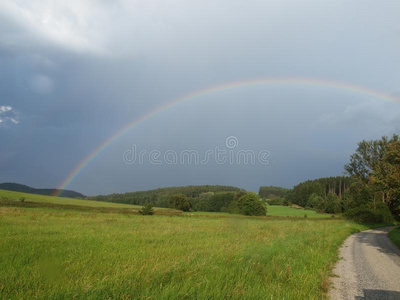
[0,182,85,198]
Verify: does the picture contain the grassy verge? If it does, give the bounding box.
[388,227,400,249]
[0,203,366,300]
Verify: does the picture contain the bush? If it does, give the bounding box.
[344,208,383,223]
[344,203,394,224]
[231,192,267,216]
[19,197,25,203]
[138,203,154,215]
[168,194,191,212]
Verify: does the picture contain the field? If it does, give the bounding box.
[185,205,331,219]
[0,189,141,208]
[267,205,332,218]
[0,190,367,299]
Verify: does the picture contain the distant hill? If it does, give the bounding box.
[0,183,85,198]
[89,185,245,207]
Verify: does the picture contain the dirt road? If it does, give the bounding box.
[329,227,400,300]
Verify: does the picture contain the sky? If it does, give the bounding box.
[1,0,400,196]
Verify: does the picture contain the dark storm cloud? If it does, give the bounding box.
[1,0,400,195]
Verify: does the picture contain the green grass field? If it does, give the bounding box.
[0,190,369,299]
[0,189,141,208]
[267,205,332,218]
[185,206,331,218]
[388,227,400,249]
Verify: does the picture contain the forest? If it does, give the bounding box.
[89,185,244,207]
[284,135,400,223]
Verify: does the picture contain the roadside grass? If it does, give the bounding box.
[0,203,367,299]
[388,227,400,249]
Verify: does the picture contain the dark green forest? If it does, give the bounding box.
[284,134,400,223]
[258,186,289,198]
[89,185,245,208]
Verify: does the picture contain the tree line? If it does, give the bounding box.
[90,185,267,216]
[272,134,400,223]
[89,185,244,207]
[168,192,266,216]
[90,134,400,222]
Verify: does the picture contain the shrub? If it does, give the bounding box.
[344,208,383,223]
[19,197,25,203]
[138,203,154,215]
[344,203,394,224]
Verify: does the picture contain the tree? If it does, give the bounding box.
[324,193,341,214]
[307,193,325,210]
[168,194,191,211]
[259,186,288,198]
[344,135,400,222]
[345,135,399,184]
[371,140,400,220]
[233,192,267,216]
[208,192,235,212]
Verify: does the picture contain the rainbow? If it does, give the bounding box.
[53,77,400,196]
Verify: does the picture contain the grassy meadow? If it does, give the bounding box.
[267,205,332,218]
[0,189,367,299]
[0,189,141,208]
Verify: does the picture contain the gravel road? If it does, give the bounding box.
[329,227,400,300]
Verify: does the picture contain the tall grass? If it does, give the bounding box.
[0,205,365,299]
